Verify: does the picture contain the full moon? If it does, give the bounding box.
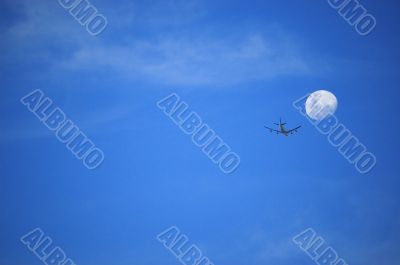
[306,90,338,121]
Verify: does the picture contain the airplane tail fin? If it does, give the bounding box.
[276,118,286,126]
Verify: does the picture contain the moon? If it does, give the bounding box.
[306,90,338,121]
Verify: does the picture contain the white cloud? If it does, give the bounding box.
[3,0,318,87]
[60,32,314,86]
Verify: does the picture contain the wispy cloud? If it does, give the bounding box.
[60,32,314,86]
[3,0,318,87]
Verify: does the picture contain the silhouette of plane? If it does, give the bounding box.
[264,118,301,137]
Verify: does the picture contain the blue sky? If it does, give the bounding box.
[1,0,400,264]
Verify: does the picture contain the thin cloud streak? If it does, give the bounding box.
[3,0,319,87]
[60,33,314,86]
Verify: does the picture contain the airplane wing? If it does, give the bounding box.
[264,126,281,134]
[286,126,302,134]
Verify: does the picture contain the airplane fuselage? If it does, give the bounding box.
[280,124,289,136]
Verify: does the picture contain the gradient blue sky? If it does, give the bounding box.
[1,0,400,264]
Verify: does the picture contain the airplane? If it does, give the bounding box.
[264,118,301,136]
